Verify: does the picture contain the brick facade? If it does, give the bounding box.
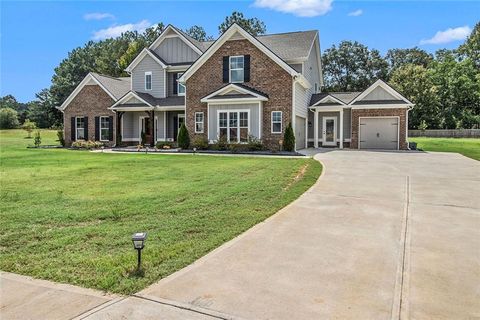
[351,108,408,150]
[63,85,116,147]
[185,39,293,150]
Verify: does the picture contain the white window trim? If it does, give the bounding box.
[99,116,110,142]
[145,71,152,91]
[271,111,282,134]
[177,72,185,96]
[195,112,204,133]
[75,116,86,141]
[217,109,250,143]
[229,55,244,84]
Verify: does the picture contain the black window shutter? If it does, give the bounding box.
[244,55,250,82]
[84,117,89,140]
[173,73,178,95]
[95,117,100,141]
[108,116,114,141]
[222,56,229,83]
[71,117,75,141]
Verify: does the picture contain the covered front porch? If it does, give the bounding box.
[110,91,185,146]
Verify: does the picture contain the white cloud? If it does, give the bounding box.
[348,9,363,17]
[84,12,115,21]
[420,26,472,45]
[92,20,151,40]
[253,0,332,17]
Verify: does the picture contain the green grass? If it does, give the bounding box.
[0,129,321,294]
[411,137,480,161]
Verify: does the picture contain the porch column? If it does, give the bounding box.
[314,109,319,148]
[339,109,344,149]
[151,110,155,146]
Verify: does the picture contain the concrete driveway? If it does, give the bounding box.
[137,150,480,319]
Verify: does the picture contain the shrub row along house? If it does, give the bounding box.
[57,23,413,150]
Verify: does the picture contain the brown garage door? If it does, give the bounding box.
[359,117,398,150]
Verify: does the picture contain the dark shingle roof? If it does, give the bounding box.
[310,92,362,106]
[202,83,269,100]
[352,99,408,105]
[91,73,130,100]
[133,91,185,107]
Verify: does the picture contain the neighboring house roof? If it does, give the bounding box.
[57,72,130,111]
[201,83,269,103]
[309,80,414,109]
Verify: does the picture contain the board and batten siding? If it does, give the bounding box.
[362,86,397,101]
[153,37,199,64]
[131,55,165,98]
[208,103,261,141]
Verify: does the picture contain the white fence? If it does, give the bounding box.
[409,129,480,138]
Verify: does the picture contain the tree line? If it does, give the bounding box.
[1,13,478,131]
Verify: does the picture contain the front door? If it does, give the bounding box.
[140,117,151,144]
[173,114,185,141]
[322,117,337,146]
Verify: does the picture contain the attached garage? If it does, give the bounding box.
[359,117,399,150]
[295,116,306,150]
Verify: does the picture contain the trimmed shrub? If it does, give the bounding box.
[155,141,175,149]
[57,130,65,146]
[33,131,41,147]
[210,135,228,151]
[0,108,20,129]
[177,123,190,149]
[71,140,103,149]
[283,122,295,152]
[247,135,264,151]
[192,136,209,150]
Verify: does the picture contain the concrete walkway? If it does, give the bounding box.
[2,150,479,319]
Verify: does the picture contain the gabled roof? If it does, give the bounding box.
[125,48,167,72]
[201,83,269,103]
[180,23,310,88]
[110,91,185,110]
[57,72,130,111]
[309,80,414,109]
[149,25,203,56]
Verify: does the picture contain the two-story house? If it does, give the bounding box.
[58,23,413,150]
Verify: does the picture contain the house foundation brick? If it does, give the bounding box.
[186,39,293,150]
[351,108,408,150]
[63,85,116,147]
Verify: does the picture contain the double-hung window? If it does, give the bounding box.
[145,72,152,90]
[76,117,85,140]
[218,111,249,143]
[177,73,186,96]
[229,56,244,83]
[271,111,282,134]
[195,112,204,133]
[100,116,110,141]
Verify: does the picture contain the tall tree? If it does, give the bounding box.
[459,22,480,68]
[322,41,388,91]
[184,25,214,41]
[390,64,441,129]
[218,11,266,36]
[385,47,433,77]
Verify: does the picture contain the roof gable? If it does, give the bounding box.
[201,83,269,103]
[180,23,302,84]
[350,79,413,105]
[57,73,129,111]
[149,25,203,56]
[125,48,167,72]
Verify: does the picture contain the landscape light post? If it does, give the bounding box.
[131,232,147,270]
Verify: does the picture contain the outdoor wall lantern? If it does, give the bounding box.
[131,232,147,270]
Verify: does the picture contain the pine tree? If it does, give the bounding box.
[283,122,295,152]
[177,123,190,149]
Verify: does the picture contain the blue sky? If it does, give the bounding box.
[1,0,478,102]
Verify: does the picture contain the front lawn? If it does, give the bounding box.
[410,137,480,161]
[0,130,321,294]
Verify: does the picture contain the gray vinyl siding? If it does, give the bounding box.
[156,111,165,140]
[290,63,303,73]
[132,55,165,98]
[294,82,308,119]
[362,86,396,101]
[121,112,142,140]
[304,44,321,93]
[208,103,261,141]
[153,37,199,64]
[314,110,351,141]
